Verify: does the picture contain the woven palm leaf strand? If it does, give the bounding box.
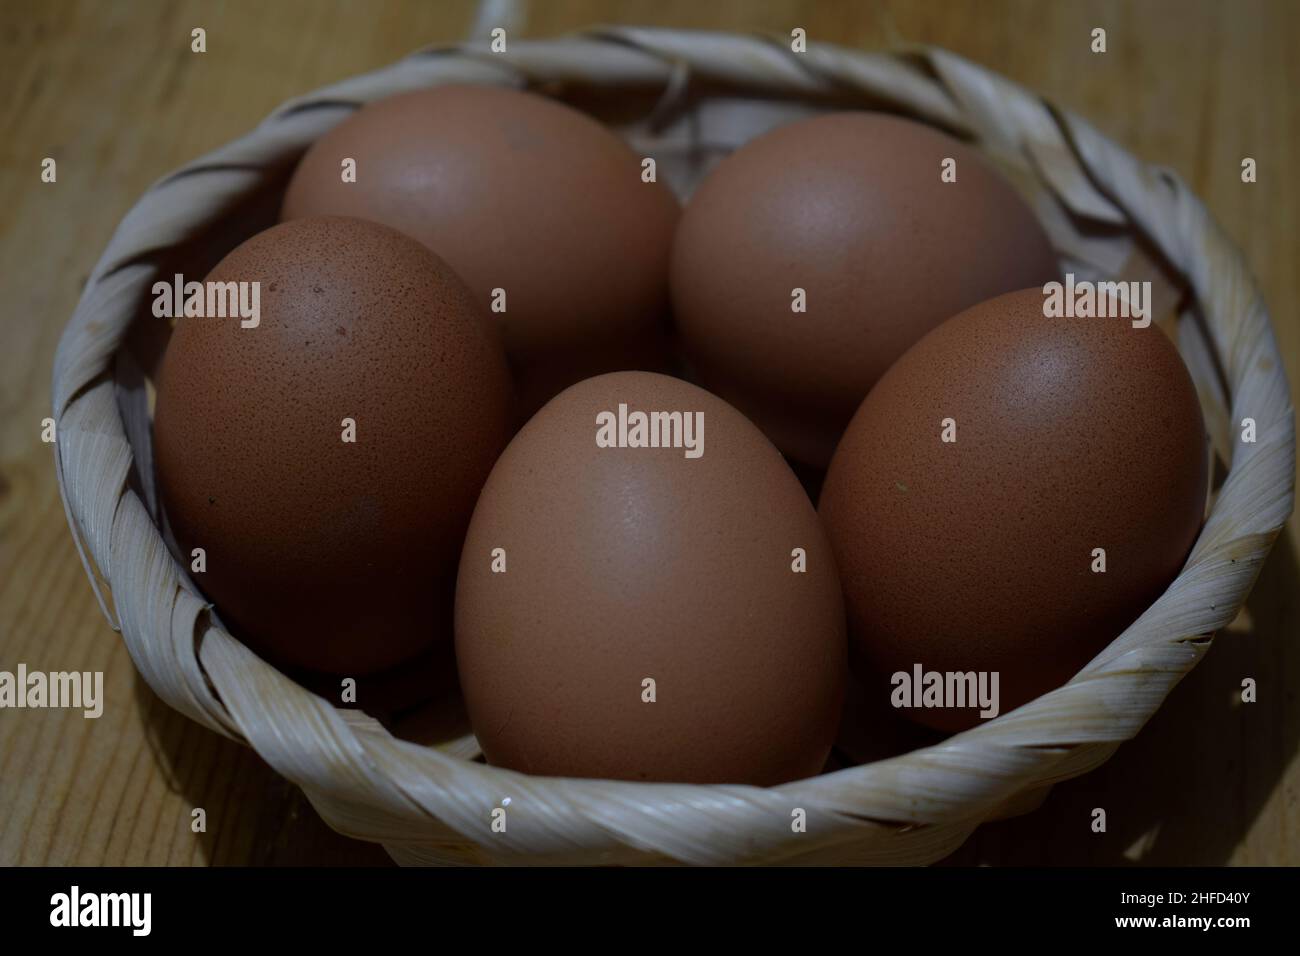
[52,28,1295,865]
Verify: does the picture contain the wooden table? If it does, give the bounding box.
[1,0,1295,865]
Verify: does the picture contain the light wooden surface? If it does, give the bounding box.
[1,0,1295,866]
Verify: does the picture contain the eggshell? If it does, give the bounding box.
[153,216,513,675]
[281,85,680,416]
[455,371,846,784]
[819,288,1208,731]
[671,112,1061,468]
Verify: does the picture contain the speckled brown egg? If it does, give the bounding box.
[153,216,513,675]
[455,371,846,784]
[671,112,1061,468]
[819,288,1208,731]
[281,85,680,417]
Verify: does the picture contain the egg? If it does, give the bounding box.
[671,112,1061,468]
[281,85,680,417]
[818,288,1208,731]
[455,371,846,784]
[153,216,513,675]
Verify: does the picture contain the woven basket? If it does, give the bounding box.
[52,26,1295,866]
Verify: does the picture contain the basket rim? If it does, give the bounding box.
[50,27,1297,865]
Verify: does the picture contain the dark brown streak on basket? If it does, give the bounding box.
[1043,98,1237,411]
[270,98,366,121]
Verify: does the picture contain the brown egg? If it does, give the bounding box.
[153,216,513,675]
[671,112,1061,468]
[281,85,680,416]
[455,371,846,784]
[819,288,1208,731]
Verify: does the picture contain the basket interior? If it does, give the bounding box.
[108,74,1231,774]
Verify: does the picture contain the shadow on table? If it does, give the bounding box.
[132,670,393,866]
[941,527,1299,866]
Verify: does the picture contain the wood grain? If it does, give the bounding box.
[1,0,1295,865]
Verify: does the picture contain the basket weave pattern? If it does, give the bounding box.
[52,28,1295,865]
